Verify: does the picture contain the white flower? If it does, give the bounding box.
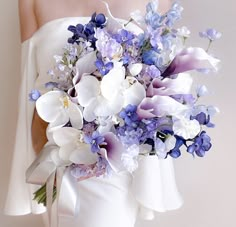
[122,77,146,107]
[121,144,139,173]
[173,117,201,139]
[178,26,191,38]
[53,127,98,165]
[155,136,176,159]
[128,63,143,76]
[36,90,83,129]
[76,63,125,121]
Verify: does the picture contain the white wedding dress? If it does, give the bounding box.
[4,17,183,227]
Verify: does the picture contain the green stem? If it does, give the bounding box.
[124,18,133,27]
[206,40,212,52]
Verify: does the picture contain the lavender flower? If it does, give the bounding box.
[84,131,105,153]
[119,104,139,127]
[95,59,114,76]
[113,29,135,45]
[199,28,222,41]
[169,137,185,158]
[187,131,212,157]
[166,2,183,27]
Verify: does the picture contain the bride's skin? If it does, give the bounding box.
[19,0,171,154]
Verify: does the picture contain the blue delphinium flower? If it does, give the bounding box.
[95,59,114,76]
[187,131,212,157]
[84,131,105,153]
[68,13,106,47]
[142,49,159,65]
[119,104,139,127]
[145,65,161,79]
[68,24,87,44]
[190,112,215,128]
[113,29,135,45]
[90,13,106,28]
[168,136,185,158]
[145,1,163,30]
[166,2,183,27]
[29,89,41,101]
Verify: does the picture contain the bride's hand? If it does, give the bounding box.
[31,108,48,155]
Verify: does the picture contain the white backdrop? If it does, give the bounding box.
[0,0,235,227]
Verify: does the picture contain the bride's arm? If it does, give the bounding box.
[19,0,48,155]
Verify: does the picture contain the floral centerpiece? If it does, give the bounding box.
[27,0,221,218]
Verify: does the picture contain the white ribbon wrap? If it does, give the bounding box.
[26,144,80,227]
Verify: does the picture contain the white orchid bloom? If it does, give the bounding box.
[128,63,143,76]
[76,63,125,122]
[36,90,83,129]
[53,127,98,165]
[122,77,146,107]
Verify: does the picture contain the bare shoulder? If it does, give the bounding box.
[18,0,38,42]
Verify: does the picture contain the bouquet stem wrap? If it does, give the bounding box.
[26,144,80,227]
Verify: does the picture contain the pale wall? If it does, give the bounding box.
[0,0,235,227]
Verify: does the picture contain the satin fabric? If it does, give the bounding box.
[5,17,183,226]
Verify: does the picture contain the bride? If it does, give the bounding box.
[5,0,183,227]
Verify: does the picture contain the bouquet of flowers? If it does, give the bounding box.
[27,0,221,214]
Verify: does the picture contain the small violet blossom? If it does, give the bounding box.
[199,28,222,41]
[95,59,114,76]
[119,104,139,127]
[84,131,105,153]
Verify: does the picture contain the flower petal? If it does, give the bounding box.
[137,96,188,119]
[147,73,193,97]
[70,143,98,165]
[163,47,220,77]
[100,63,125,100]
[123,81,146,107]
[36,90,64,122]
[68,102,83,129]
[76,75,100,107]
[53,127,81,147]
[99,132,125,172]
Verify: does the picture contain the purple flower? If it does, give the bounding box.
[119,104,139,127]
[187,131,212,157]
[169,137,185,158]
[113,29,135,45]
[29,89,41,101]
[162,47,220,78]
[99,132,125,172]
[166,2,183,27]
[84,131,105,153]
[145,65,161,79]
[90,13,106,28]
[191,112,210,125]
[142,49,159,65]
[199,28,222,41]
[95,59,114,76]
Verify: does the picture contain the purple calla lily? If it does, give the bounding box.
[137,95,188,119]
[162,47,220,78]
[99,132,125,172]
